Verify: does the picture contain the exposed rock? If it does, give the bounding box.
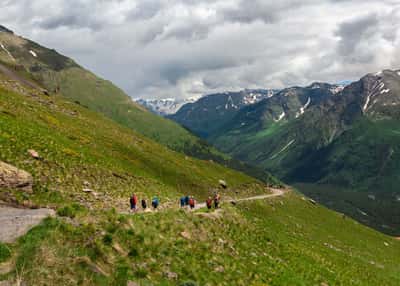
[164,271,178,280]
[214,265,225,273]
[0,259,14,275]
[127,282,139,286]
[180,231,191,240]
[82,188,93,193]
[0,161,33,192]
[27,149,40,159]
[0,206,55,243]
[219,179,227,189]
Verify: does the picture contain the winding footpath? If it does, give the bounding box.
[195,188,286,210]
[0,189,286,243]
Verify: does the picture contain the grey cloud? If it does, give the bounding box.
[336,13,379,57]
[1,0,399,100]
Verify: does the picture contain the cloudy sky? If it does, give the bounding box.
[1,0,400,99]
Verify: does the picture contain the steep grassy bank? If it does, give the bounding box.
[0,29,278,185]
[0,77,266,211]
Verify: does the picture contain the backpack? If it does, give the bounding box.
[189,198,195,206]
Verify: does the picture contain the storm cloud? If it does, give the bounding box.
[1,0,399,99]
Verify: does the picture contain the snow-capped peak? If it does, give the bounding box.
[135,97,199,116]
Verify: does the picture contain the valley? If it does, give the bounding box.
[168,71,400,236]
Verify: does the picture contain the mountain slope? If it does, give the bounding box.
[208,70,400,234]
[0,28,196,151]
[169,89,277,138]
[0,26,281,185]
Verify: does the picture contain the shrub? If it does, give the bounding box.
[0,243,11,263]
[103,233,113,245]
[57,203,85,218]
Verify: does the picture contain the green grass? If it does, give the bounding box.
[0,30,280,186]
[3,193,400,285]
[0,81,266,212]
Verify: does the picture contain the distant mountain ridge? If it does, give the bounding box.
[169,89,278,138]
[170,71,400,234]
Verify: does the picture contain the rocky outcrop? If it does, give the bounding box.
[0,161,33,192]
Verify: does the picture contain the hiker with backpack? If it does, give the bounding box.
[152,196,160,209]
[189,196,196,209]
[214,193,221,209]
[130,193,138,212]
[180,196,186,208]
[184,195,190,207]
[206,197,213,210]
[141,199,147,210]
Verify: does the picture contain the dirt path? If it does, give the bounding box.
[0,189,286,243]
[122,188,288,215]
[195,188,286,209]
[0,207,55,243]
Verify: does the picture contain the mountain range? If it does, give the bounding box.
[168,89,277,138]
[171,72,400,235]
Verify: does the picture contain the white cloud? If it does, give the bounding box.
[1,0,400,99]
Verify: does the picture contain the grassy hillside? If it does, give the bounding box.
[1,191,399,285]
[0,75,268,212]
[0,28,279,185]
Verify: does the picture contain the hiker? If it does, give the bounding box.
[189,196,196,209]
[130,193,138,212]
[141,199,147,210]
[180,196,186,208]
[152,196,160,209]
[184,195,190,207]
[206,197,213,210]
[214,193,221,209]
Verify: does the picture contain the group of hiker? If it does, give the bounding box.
[180,192,221,210]
[129,192,221,212]
[129,194,160,212]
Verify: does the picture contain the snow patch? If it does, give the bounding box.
[296,97,311,118]
[274,111,285,122]
[330,86,344,94]
[381,89,390,94]
[270,140,295,159]
[0,42,15,61]
[397,71,400,77]
[357,209,368,216]
[375,71,383,76]
[363,94,371,112]
[225,95,238,109]
[29,50,37,57]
